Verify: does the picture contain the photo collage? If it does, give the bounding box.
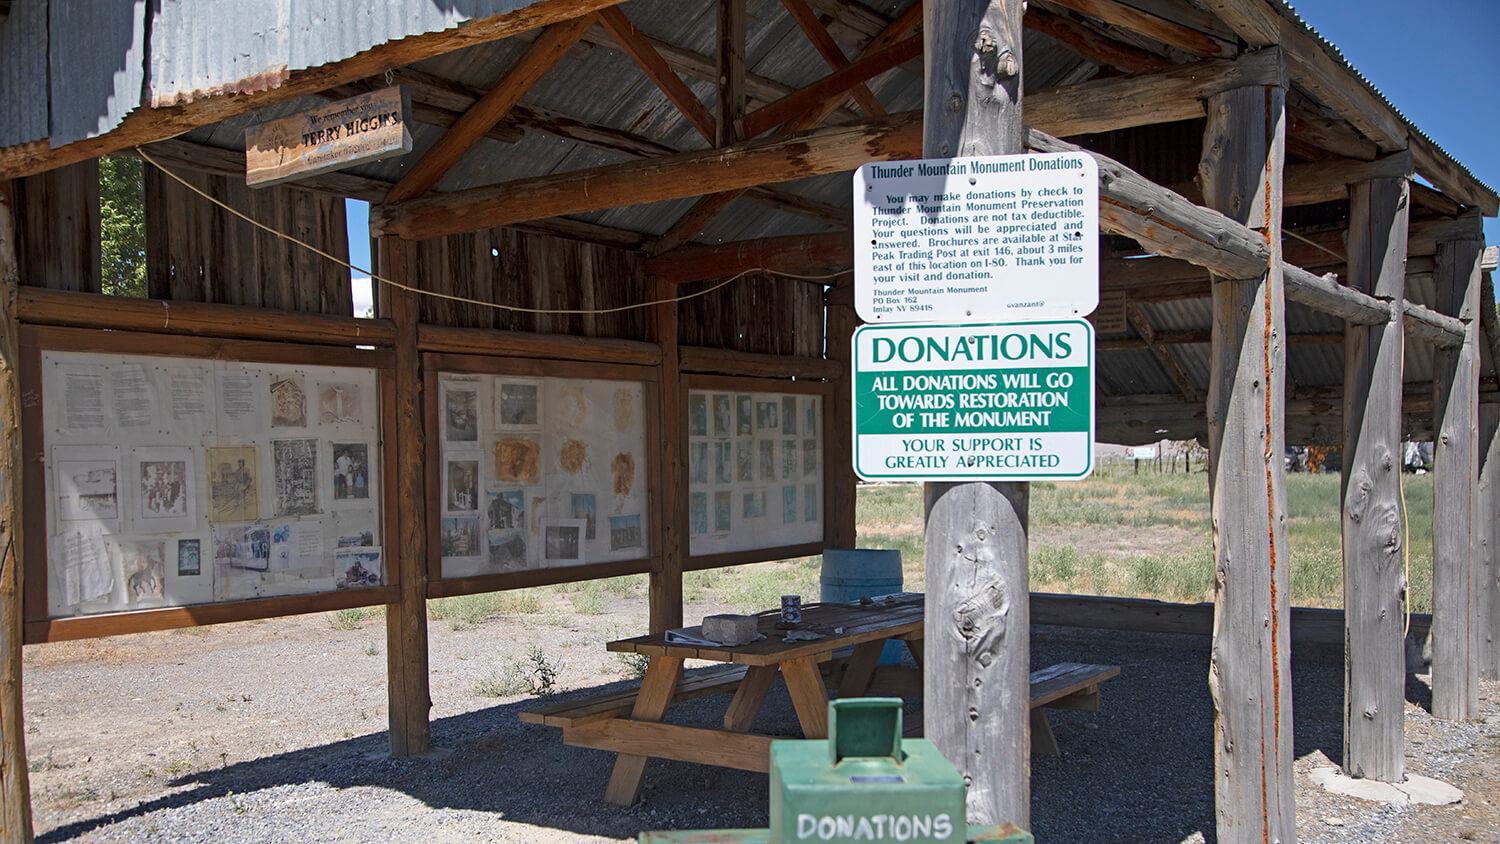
[42,351,384,618]
[437,372,649,579]
[686,390,823,557]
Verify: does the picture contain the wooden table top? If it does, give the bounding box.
[606,593,923,666]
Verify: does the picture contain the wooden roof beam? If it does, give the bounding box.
[1026,48,1284,138]
[1127,302,1201,401]
[370,111,921,240]
[1024,6,1169,73]
[741,34,921,138]
[718,0,748,145]
[645,232,852,282]
[1283,150,1412,207]
[1044,0,1235,58]
[598,6,717,144]
[781,0,887,117]
[384,13,597,203]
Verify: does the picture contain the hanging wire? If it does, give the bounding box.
[134,146,852,316]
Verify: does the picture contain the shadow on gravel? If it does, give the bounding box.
[40,627,1308,844]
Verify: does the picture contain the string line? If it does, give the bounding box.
[134,146,851,315]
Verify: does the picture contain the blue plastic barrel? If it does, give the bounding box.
[820,548,906,665]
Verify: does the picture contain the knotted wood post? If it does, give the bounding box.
[1431,214,1484,721]
[380,237,433,755]
[824,281,858,550]
[1199,73,1295,841]
[1341,165,1409,782]
[1478,399,1500,682]
[648,274,685,634]
[922,0,1030,829]
[0,181,34,841]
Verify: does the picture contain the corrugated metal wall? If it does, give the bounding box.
[48,0,147,148]
[0,0,49,147]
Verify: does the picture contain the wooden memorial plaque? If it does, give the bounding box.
[245,86,412,187]
[1087,290,1128,334]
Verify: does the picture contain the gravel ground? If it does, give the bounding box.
[20,605,1500,843]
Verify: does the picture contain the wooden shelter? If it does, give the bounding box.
[1,0,1496,841]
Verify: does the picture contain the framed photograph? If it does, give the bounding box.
[488,530,528,571]
[213,524,271,571]
[688,394,708,437]
[331,442,370,502]
[782,486,797,524]
[542,519,587,564]
[571,492,597,540]
[759,440,775,480]
[177,538,201,576]
[487,489,525,531]
[55,451,121,528]
[444,458,480,514]
[440,516,481,559]
[493,437,541,484]
[714,441,733,484]
[736,395,753,435]
[756,400,778,431]
[317,382,362,425]
[742,489,766,519]
[109,538,167,605]
[690,492,708,535]
[782,439,798,480]
[805,483,819,522]
[736,441,754,482]
[609,514,642,551]
[495,380,541,427]
[803,439,819,477]
[272,438,319,517]
[782,396,798,435]
[714,491,732,533]
[269,376,307,428]
[334,548,383,589]
[205,446,260,523]
[712,394,732,437]
[804,398,817,436]
[442,380,479,442]
[132,446,196,534]
[690,442,709,485]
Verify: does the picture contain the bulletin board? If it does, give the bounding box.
[426,353,658,593]
[21,327,394,640]
[685,377,825,560]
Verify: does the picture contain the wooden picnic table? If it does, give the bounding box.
[592,593,925,806]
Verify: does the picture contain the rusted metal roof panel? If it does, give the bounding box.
[0,0,48,147]
[48,0,148,147]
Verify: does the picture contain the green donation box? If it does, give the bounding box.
[771,698,965,843]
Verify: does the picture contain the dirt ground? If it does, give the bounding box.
[19,597,1500,843]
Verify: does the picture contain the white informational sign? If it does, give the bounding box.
[852,320,1095,482]
[1124,445,1159,460]
[854,152,1098,324]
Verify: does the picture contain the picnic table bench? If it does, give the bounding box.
[522,596,1119,805]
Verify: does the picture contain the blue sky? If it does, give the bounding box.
[345,0,1498,287]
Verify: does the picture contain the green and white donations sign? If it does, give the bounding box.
[853,320,1095,481]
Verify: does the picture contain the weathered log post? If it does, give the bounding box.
[1431,213,1484,720]
[379,237,433,755]
[648,275,685,634]
[1479,399,1500,682]
[0,181,35,841]
[922,0,1030,829]
[1199,66,1296,841]
[824,281,858,550]
[1341,163,1410,781]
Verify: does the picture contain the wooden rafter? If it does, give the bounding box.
[384,13,597,203]
[1283,151,1412,208]
[717,0,747,145]
[783,1,922,132]
[780,0,886,116]
[598,6,717,144]
[650,191,748,257]
[1127,302,1201,401]
[1045,0,1233,58]
[1025,48,1284,139]
[1025,6,1167,73]
[741,33,920,138]
[645,232,852,282]
[370,111,921,240]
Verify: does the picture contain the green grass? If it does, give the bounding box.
[849,469,1437,613]
[428,589,547,630]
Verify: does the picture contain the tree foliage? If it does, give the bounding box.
[99,155,147,297]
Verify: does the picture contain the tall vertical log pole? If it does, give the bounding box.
[824,281,858,549]
[381,237,433,755]
[1431,214,1484,721]
[648,275,685,634]
[1478,399,1500,682]
[0,182,34,841]
[1199,72,1295,841]
[922,0,1030,829]
[1341,168,1409,782]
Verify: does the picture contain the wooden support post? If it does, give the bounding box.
[1431,216,1484,721]
[0,182,34,842]
[1479,400,1500,682]
[922,0,1030,830]
[649,275,685,634]
[381,237,433,756]
[1341,172,1408,782]
[716,0,746,146]
[824,279,857,550]
[1200,79,1295,842]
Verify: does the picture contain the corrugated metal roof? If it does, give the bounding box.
[49,0,148,147]
[0,0,47,147]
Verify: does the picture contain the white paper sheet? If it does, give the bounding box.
[53,530,112,607]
